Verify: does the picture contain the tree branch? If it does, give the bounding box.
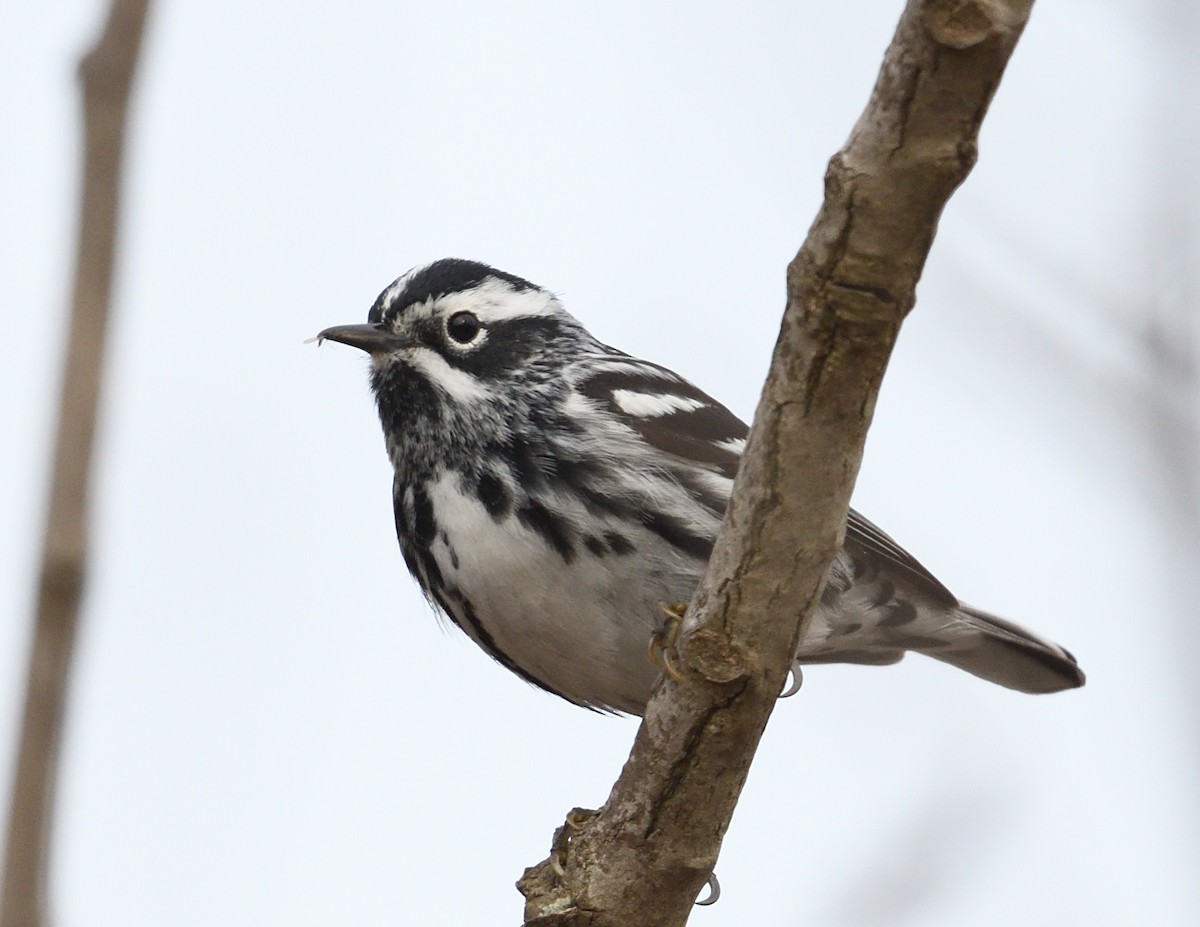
[518,1,1034,924]
[1,3,151,925]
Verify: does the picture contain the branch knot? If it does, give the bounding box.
[678,627,752,686]
[922,0,1031,49]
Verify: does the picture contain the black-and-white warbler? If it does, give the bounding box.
[318,258,1084,713]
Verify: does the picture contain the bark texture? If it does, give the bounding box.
[518,1,1034,924]
[1,3,151,925]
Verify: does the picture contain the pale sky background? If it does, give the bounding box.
[3,2,1199,925]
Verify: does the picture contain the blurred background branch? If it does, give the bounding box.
[1,1,151,925]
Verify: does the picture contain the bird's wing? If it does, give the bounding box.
[576,352,746,482]
[576,353,959,605]
[843,509,958,606]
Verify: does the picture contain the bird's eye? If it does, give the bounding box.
[446,311,482,344]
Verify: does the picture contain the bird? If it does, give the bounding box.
[316,258,1084,714]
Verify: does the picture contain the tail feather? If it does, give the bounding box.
[926,605,1085,694]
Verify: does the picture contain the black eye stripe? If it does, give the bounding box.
[435,316,570,380]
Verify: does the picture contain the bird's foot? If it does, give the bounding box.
[649,603,689,683]
[549,807,598,876]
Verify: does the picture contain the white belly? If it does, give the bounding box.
[423,473,699,712]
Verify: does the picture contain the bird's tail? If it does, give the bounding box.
[925,605,1085,694]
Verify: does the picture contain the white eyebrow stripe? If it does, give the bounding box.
[404,347,492,403]
[437,280,559,324]
[611,389,708,418]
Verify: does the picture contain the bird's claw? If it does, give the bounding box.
[779,660,804,698]
[565,808,597,830]
[696,871,721,906]
[649,603,689,683]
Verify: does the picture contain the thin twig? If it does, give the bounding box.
[1,2,151,925]
[518,2,1035,924]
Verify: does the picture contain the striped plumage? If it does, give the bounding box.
[319,259,1084,713]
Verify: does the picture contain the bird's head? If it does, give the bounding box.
[318,258,591,390]
[317,258,597,475]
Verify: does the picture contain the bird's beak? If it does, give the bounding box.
[315,323,406,355]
